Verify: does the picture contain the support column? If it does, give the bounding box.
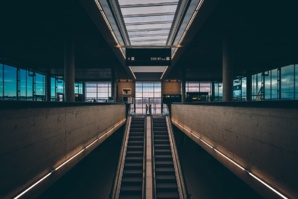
[46,70,51,101]
[246,72,252,101]
[222,37,233,102]
[64,36,75,102]
[181,70,186,103]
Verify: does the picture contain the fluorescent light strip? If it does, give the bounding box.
[172,0,205,59]
[160,66,168,79]
[14,172,53,199]
[172,120,288,199]
[94,0,125,59]
[129,66,137,79]
[14,119,125,199]
[248,173,288,199]
[214,148,245,171]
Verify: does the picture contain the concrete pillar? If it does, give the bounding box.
[222,37,233,102]
[46,70,51,101]
[181,71,186,103]
[64,36,75,102]
[246,72,252,101]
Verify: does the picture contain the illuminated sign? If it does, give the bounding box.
[126,48,171,66]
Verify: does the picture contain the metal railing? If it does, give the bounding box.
[110,116,132,199]
[164,104,188,199]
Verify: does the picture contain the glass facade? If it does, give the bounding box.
[0,64,47,101]
[85,82,111,102]
[185,81,212,101]
[214,82,222,101]
[251,64,298,101]
[135,81,161,114]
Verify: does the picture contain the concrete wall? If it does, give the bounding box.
[172,104,298,199]
[162,81,181,95]
[0,104,126,198]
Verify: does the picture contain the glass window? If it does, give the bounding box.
[233,79,242,101]
[214,82,222,101]
[135,81,161,114]
[56,78,64,94]
[0,64,3,99]
[281,65,294,100]
[85,81,111,102]
[51,77,56,101]
[26,71,33,101]
[296,65,298,99]
[264,71,270,100]
[119,0,179,46]
[241,77,247,100]
[35,73,45,101]
[19,69,27,100]
[4,65,17,100]
[271,69,278,100]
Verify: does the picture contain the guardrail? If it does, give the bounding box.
[110,116,132,199]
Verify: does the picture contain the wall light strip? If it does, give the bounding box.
[129,66,137,79]
[172,0,205,59]
[248,173,288,199]
[160,66,168,80]
[14,172,53,199]
[172,119,288,199]
[13,119,125,199]
[94,0,125,59]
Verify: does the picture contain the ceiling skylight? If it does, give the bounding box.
[118,0,179,46]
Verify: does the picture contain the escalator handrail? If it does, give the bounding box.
[142,116,147,199]
[165,115,188,199]
[110,116,132,199]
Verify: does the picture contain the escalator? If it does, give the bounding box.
[118,116,145,199]
[152,116,180,199]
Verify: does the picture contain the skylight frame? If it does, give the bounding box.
[118,0,179,46]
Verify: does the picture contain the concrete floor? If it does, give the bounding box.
[39,123,264,199]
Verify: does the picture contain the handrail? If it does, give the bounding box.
[110,116,132,199]
[142,116,147,199]
[165,115,188,199]
[151,115,157,199]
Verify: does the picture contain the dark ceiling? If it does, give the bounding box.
[1,0,298,81]
[169,0,298,80]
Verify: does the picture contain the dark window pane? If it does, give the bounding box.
[19,69,27,100]
[0,64,3,99]
[4,65,17,100]
[281,65,294,100]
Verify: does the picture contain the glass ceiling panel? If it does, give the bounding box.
[118,0,179,46]
[119,0,178,6]
[126,23,172,31]
[128,29,170,36]
[130,36,168,41]
[123,15,174,24]
[121,5,177,16]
